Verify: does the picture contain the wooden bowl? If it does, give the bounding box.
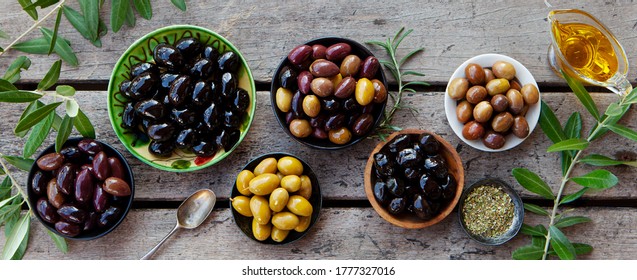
[364,129,464,229]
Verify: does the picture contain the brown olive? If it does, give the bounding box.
[462,121,485,140]
[371,79,387,103]
[359,56,380,79]
[473,101,493,123]
[447,78,469,100]
[492,61,516,80]
[311,44,327,60]
[486,78,510,96]
[288,45,312,65]
[466,85,487,104]
[329,127,352,145]
[506,89,524,114]
[491,112,514,133]
[297,71,313,95]
[510,80,522,91]
[333,76,356,99]
[47,179,65,209]
[289,119,312,138]
[513,116,530,138]
[483,131,506,149]
[352,114,373,136]
[490,94,509,112]
[302,95,321,118]
[325,43,352,61]
[456,100,473,123]
[521,84,540,104]
[310,77,333,97]
[465,63,485,85]
[310,59,340,77]
[37,153,64,171]
[103,177,131,197]
[519,104,530,116]
[340,54,361,77]
[484,68,496,83]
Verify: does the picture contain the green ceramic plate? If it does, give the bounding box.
[107,25,256,172]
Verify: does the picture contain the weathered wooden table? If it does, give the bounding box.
[1,0,636,259]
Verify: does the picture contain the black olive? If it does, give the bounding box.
[373,181,390,206]
[223,110,241,128]
[159,73,179,92]
[31,171,50,196]
[171,108,196,126]
[290,90,304,117]
[412,194,433,220]
[189,58,215,78]
[202,46,219,61]
[310,115,327,129]
[153,43,183,70]
[131,62,158,77]
[129,72,158,100]
[202,103,221,130]
[425,156,448,179]
[325,113,346,130]
[60,146,83,163]
[191,140,217,157]
[213,128,229,151]
[422,179,442,201]
[218,51,239,72]
[232,88,250,112]
[148,140,175,157]
[343,97,359,111]
[225,128,240,150]
[147,123,176,142]
[98,206,122,228]
[418,133,441,156]
[386,177,405,197]
[361,104,374,114]
[150,90,166,103]
[175,37,203,59]
[440,174,457,201]
[279,66,297,89]
[141,118,155,132]
[191,80,211,106]
[168,75,191,107]
[388,197,406,214]
[322,97,341,113]
[220,72,237,101]
[373,152,395,177]
[135,99,166,120]
[388,134,411,154]
[175,128,195,149]
[404,184,422,198]
[403,167,423,182]
[396,148,421,168]
[119,80,131,94]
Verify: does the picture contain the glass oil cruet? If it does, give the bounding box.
[547,8,632,96]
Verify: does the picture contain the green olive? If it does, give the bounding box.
[275,87,293,113]
[521,84,539,104]
[269,188,289,212]
[248,174,280,196]
[276,172,284,181]
[236,170,255,196]
[486,78,510,96]
[277,156,304,176]
[295,216,311,232]
[447,78,469,100]
[289,119,312,138]
[287,195,313,217]
[250,195,271,225]
[253,157,278,176]
[328,127,352,145]
[271,227,290,242]
[280,175,301,192]
[355,78,374,106]
[271,212,300,230]
[473,101,493,123]
[506,89,524,114]
[231,196,252,217]
[252,218,271,241]
[298,175,312,200]
[302,95,321,118]
[456,100,473,123]
[492,61,516,80]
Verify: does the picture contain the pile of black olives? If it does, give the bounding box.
[31,139,132,237]
[372,133,457,220]
[118,37,250,158]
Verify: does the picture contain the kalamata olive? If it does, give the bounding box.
[171,108,196,126]
[103,177,131,197]
[290,90,304,116]
[57,204,87,224]
[47,179,64,208]
[371,79,387,103]
[131,62,157,77]
[361,103,374,114]
[147,123,175,142]
[107,157,125,180]
[92,151,111,181]
[373,152,395,177]
[359,56,380,79]
[37,152,64,171]
[98,206,122,228]
[285,111,296,124]
[175,37,203,59]
[119,80,131,94]
[492,61,516,80]
[129,72,158,100]
[312,127,328,139]
[412,194,433,220]
[202,45,219,61]
[388,197,406,214]
[342,97,359,112]
[93,184,110,213]
[55,221,81,237]
[325,114,346,131]
[483,131,506,149]
[220,72,237,100]
[328,127,352,144]
[340,54,361,77]
[168,75,191,107]
[397,148,422,168]
[318,99,339,116]
[232,88,250,112]
[456,100,473,123]
[80,164,93,173]
[121,102,139,130]
[513,116,530,138]
[218,51,239,72]
[404,167,424,182]
[492,112,514,133]
[333,76,356,99]
[490,94,509,112]
[189,58,215,78]
[352,113,373,136]
[83,212,98,232]
[74,169,94,203]
[355,78,374,106]
[60,146,82,163]
[506,88,524,114]
[288,45,313,65]
[465,64,486,86]
[56,164,76,195]
[310,77,333,97]
[31,170,49,196]
[279,66,297,89]
[373,181,390,206]
[311,44,327,60]
[297,71,313,95]
[325,43,352,61]
[510,80,522,91]
[462,121,485,140]
[484,68,496,83]
[440,174,457,201]
[466,85,487,104]
[77,139,102,156]
[202,103,221,130]
[388,134,411,153]
[447,78,469,100]
[153,43,183,69]
[149,140,175,157]
[386,177,405,197]
[473,101,493,123]
[302,95,321,118]
[521,84,539,104]
[310,115,327,128]
[289,119,312,138]
[135,99,166,120]
[174,128,196,150]
[37,198,58,224]
[418,133,440,155]
[191,140,217,157]
[486,78,510,96]
[310,59,339,77]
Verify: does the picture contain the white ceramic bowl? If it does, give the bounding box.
[444,54,541,152]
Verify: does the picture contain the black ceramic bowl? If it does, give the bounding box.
[270,37,388,149]
[230,153,322,244]
[27,138,135,240]
[458,178,524,245]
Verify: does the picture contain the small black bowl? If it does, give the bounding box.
[230,152,322,244]
[27,138,135,240]
[270,37,388,150]
[458,178,524,245]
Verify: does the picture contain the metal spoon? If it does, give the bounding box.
[141,189,216,260]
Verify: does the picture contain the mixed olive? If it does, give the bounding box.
[372,133,457,220]
[118,37,250,158]
[274,40,387,146]
[448,61,539,149]
[31,139,132,237]
[232,156,315,242]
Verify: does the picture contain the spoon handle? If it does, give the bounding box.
[140,224,180,260]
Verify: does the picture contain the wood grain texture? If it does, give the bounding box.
[1,0,637,84]
[0,91,635,201]
[2,207,634,260]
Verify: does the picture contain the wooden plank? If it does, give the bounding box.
[2,1,637,83]
[2,207,635,259]
[0,91,635,201]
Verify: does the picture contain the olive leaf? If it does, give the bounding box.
[48,8,63,55]
[41,27,78,66]
[14,101,62,134]
[46,230,68,253]
[539,101,567,144]
[547,138,589,153]
[0,29,8,39]
[570,170,618,189]
[55,114,74,152]
[607,124,637,142]
[0,79,18,92]
[24,0,59,10]
[625,87,637,104]
[133,0,152,20]
[520,223,547,237]
[74,108,95,139]
[65,99,79,117]
[579,154,637,167]
[1,214,30,260]
[3,56,31,83]
[125,0,136,27]
[0,91,41,103]
[512,245,544,260]
[548,225,576,260]
[1,155,35,172]
[56,85,75,96]
[18,0,38,20]
[62,5,102,47]
[16,101,41,138]
[37,60,62,91]
[559,188,588,205]
[554,216,592,228]
[23,111,54,158]
[12,37,68,54]
[111,0,129,33]
[512,168,555,199]
[562,71,600,121]
[171,0,187,11]
[79,0,100,41]
[548,243,593,256]
[523,203,549,216]
[605,102,623,117]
